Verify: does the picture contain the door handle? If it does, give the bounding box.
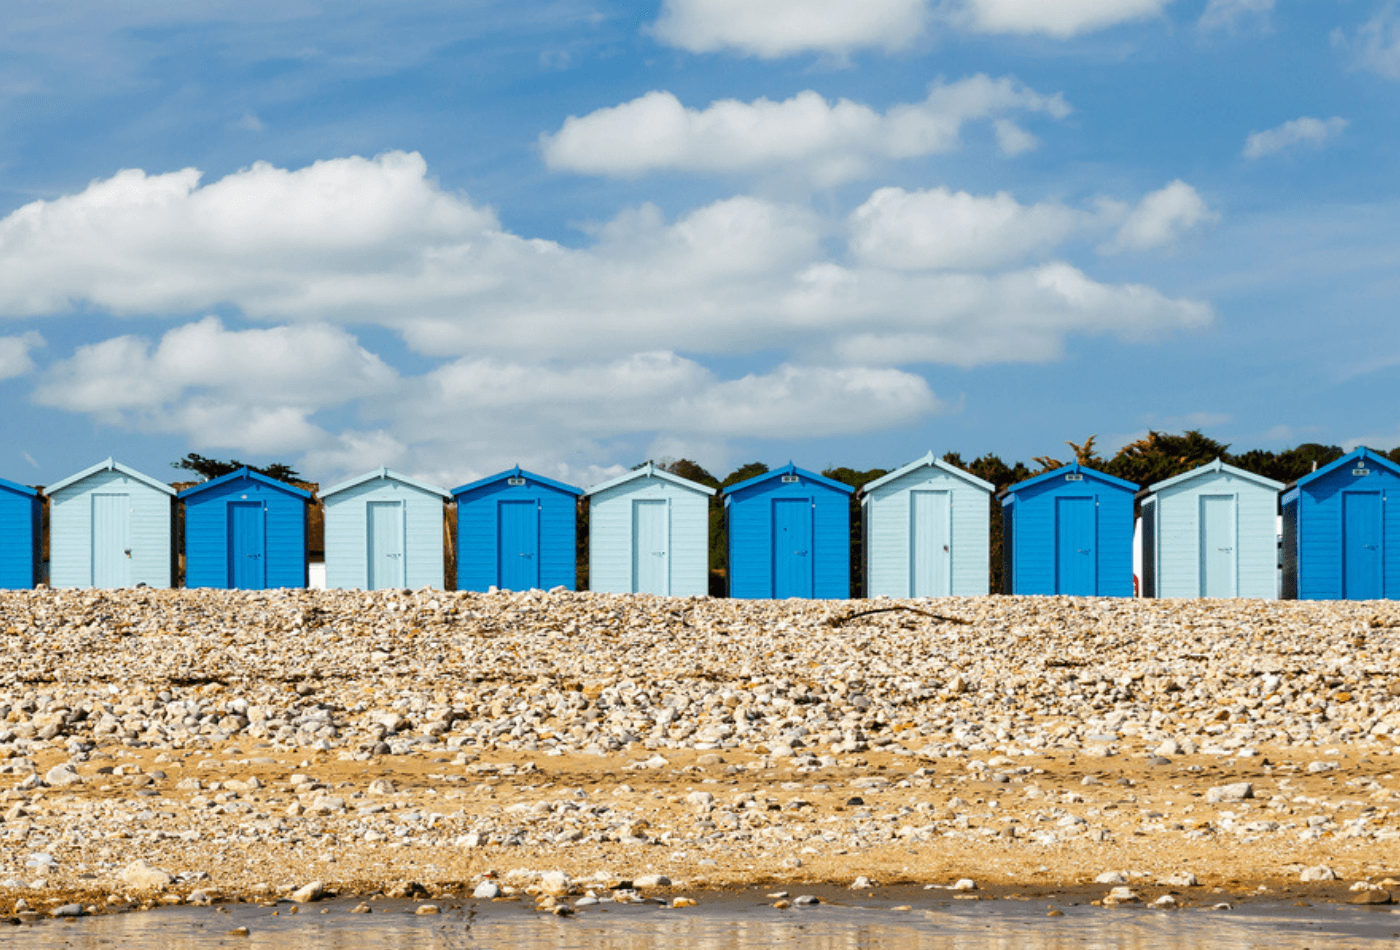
[124,549,131,558]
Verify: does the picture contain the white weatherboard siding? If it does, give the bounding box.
[864,462,990,598]
[323,476,446,590]
[49,468,172,589]
[1144,465,1279,600]
[588,474,709,596]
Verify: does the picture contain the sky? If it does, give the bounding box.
[1,0,1398,490]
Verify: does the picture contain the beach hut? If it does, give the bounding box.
[861,452,994,598]
[0,477,40,589]
[723,463,853,600]
[179,468,311,589]
[1000,463,1137,597]
[453,466,581,592]
[1281,447,1400,600]
[1138,459,1284,599]
[583,462,715,597]
[47,458,175,589]
[321,468,451,590]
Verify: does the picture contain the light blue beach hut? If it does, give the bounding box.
[1000,463,1137,597]
[861,452,994,598]
[180,468,311,590]
[1282,447,1400,600]
[453,467,581,592]
[1138,459,1284,599]
[583,462,715,596]
[0,477,40,589]
[724,463,853,600]
[47,458,175,589]
[321,468,450,590]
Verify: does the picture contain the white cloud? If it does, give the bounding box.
[1100,180,1218,253]
[958,0,1172,38]
[1198,0,1273,32]
[648,0,931,57]
[1335,2,1400,79]
[1242,116,1348,159]
[33,317,396,453]
[541,77,1070,184]
[0,331,43,380]
[849,186,1087,270]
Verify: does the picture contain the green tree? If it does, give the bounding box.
[1230,443,1344,485]
[172,453,301,483]
[1105,430,1230,487]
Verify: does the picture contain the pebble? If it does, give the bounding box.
[473,882,502,899]
[1103,887,1140,906]
[415,904,440,915]
[1205,782,1254,803]
[121,860,173,890]
[793,895,820,905]
[1094,871,1128,885]
[292,881,326,903]
[1299,866,1337,883]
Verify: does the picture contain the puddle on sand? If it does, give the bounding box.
[9,897,1400,949]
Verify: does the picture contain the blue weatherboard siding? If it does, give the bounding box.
[1001,463,1136,597]
[47,459,175,589]
[180,468,309,590]
[584,463,714,597]
[0,477,40,589]
[862,454,994,598]
[723,463,852,600]
[1282,447,1400,601]
[322,469,449,590]
[453,467,581,592]
[1138,460,1282,600]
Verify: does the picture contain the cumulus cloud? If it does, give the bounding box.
[1242,116,1348,159]
[957,0,1172,38]
[1198,0,1273,32]
[648,0,931,57]
[1334,2,1400,79]
[5,154,1215,479]
[541,77,1070,184]
[0,331,43,380]
[1100,180,1218,253]
[849,187,1087,270]
[33,317,396,453]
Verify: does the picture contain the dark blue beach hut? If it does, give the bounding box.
[453,466,581,592]
[0,477,40,589]
[723,463,853,600]
[1000,463,1137,597]
[179,467,311,589]
[1282,447,1400,601]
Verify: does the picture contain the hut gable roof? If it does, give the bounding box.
[1292,446,1400,491]
[177,466,312,500]
[722,462,854,498]
[46,458,176,497]
[860,451,995,497]
[1143,458,1285,496]
[999,462,1137,499]
[321,467,451,500]
[450,465,582,498]
[0,476,38,498]
[582,462,717,498]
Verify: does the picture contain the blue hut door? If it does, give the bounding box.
[1055,496,1095,595]
[910,490,951,597]
[1343,492,1383,599]
[632,499,669,595]
[91,493,131,588]
[773,498,812,598]
[367,501,404,590]
[498,500,539,590]
[1199,495,1237,598]
[229,502,265,590]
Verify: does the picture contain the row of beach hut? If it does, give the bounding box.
[0,449,1396,600]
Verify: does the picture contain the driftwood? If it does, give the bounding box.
[828,605,970,627]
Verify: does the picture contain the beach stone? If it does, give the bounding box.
[951,879,977,891]
[121,860,173,890]
[1094,871,1128,884]
[415,904,440,915]
[540,871,571,897]
[1159,872,1199,888]
[1206,783,1253,803]
[851,876,873,889]
[473,882,501,899]
[1349,889,1392,905]
[45,765,81,787]
[794,895,820,905]
[51,903,85,917]
[1103,887,1139,906]
[634,874,670,888]
[368,779,396,795]
[292,881,326,903]
[1300,866,1337,882]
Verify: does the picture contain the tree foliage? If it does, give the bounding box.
[172,453,301,483]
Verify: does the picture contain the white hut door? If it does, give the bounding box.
[632,499,670,595]
[367,501,405,590]
[910,490,951,597]
[92,493,131,589]
[1199,495,1237,598]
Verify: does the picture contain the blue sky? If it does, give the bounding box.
[1,0,1398,489]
